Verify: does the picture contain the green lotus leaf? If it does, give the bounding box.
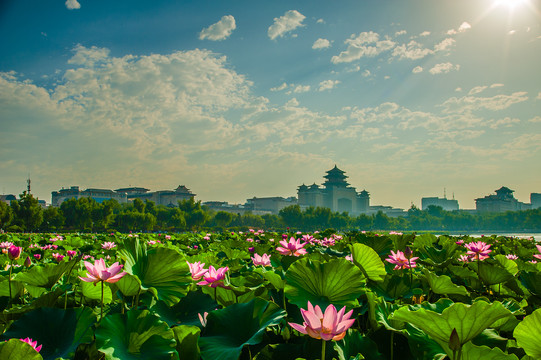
[0,307,95,360]
[469,261,514,285]
[351,243,387,282]
[513,308,541,358]
[285,258,364,310]
[15,259,77,289]
[354,233,393,256]
[369,273,417,301]
[414,234,459,266]
[198,298,286,360]
[0,280,24,298]
[405,324,447,360]
[202,285,258,307]
[0,287,65,323]
[374,299,404,331]
[335,329,383,360]
[254,267,285,291]
[115,273,142,297]
[494,255,518,276]
[460,341,519,360]
[152,290,218,327]
[519,271,541,296]
[0,339,44,360]
[408,298,455,314]
[81,280,113,304]
[391,301,512,357]
[422,269,469,296]
[95,309,176,360]
[172,325,200,360]
[121,245,191,306]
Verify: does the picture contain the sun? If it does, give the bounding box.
[493,0,529,9]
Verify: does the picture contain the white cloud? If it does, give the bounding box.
[318,80,340,91]
[490,83,504,88]
[362,69,371,77]
[268,10,306,40]
[270,82,288,92]
[529,116,541,123]
[312,38,331,50]
[412,66,423,73]
[447,21,472,35]
[331,32,395,64]
[286,98,299,107]
[419,31,431,37]
[489,117,520,129]
[508,30,516,35]
[384,75,391,80]
[392,40,433,60]
[537,92,541,99]
[316,19,325,24]
[65,0,80,10]
[434,38,456,52]
[395,30,407,36]
[199,15,236,41]
[468,86,488,95]
[458,22,472,32]
[293,85,310,93]
[455,87,462,92]
[441,92,529,113]
[68,45,110,67]
[429,62,460,74]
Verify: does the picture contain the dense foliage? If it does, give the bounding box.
[2,194,541,233]
[0,230,540,359]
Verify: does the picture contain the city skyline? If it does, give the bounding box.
[1,0,540,210]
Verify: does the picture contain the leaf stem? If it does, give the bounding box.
[100,280,104,323]
[321,339,326,360]
[8,260,13,307]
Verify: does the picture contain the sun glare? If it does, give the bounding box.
[494,0,528,9]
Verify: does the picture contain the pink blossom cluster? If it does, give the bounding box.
[288,301,355,341]
[464,241,492,261]
[534,245,541,260]
[49,235,63,242]
[102,242,116,250]
[187,261,229,288]
[251,253,271,266]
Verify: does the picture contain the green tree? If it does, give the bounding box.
[0,201,13,230]
[214,211,234,228]
[10,191,43,231]
[41,206,65,231]
[279,205,303,229]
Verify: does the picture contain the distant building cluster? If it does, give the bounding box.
[2,168,540,217]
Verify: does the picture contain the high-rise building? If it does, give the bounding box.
[531,193,541,209]
[51,186,127,206]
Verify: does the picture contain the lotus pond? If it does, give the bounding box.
[0,230,540,360]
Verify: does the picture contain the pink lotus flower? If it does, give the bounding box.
[67,250,77,259]
[33,254,41,260]
[464,241,492,261]
[345,254,353,262]
[456,240,464,245]
[165,235,172,240]
[197,265,229,288]
[458,254,471,263]
[534,245,541,260]
[251,253,271,266]
[79,258,127,285]
[276,237,307,256]
[102,242,116,250]
[198,312,208,327]
[385,250,418,270]
[8,245,22,261]
[0,241,13,249]
[52,253,65,262]
[288,301,355,341]
[506,254,519,260]
[187,261,208,281]
[19,337,42,352]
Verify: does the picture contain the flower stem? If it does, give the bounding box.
[100,280,104,323]
[8,260,13,306]
[321,339,326,360]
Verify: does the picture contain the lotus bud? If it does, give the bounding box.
[24,256,32,267]
[449,328,461,352]
[8,245,22,261]
[404,246,413,259]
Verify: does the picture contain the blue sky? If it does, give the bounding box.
[1,0,540,209]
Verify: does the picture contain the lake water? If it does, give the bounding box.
[437,232,541,241]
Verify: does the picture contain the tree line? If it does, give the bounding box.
[0,192,540,232]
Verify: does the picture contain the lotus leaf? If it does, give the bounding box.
[95,309,176,360]
[0,307,95,360]
[285,258,364,310]
[351,243,387,281]
[0,339,44,360]
[422,269,469,296]
[198,298,286,360]
[513,308,541,358]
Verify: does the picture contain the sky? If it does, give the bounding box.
[1,0,540,210]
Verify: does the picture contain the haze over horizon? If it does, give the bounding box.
[1,0,540,210]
